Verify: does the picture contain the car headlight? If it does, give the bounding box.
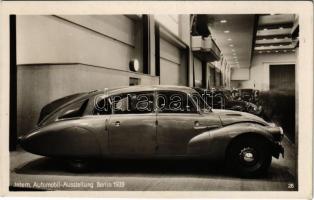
[246,102,258,112]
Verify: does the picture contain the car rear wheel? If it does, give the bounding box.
[226,137,272,177]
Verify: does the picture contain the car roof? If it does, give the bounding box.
[94,85,196,96]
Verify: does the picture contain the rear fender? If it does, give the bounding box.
[20,117,108,158]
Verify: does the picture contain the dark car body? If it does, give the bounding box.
[20,85,284,176]
[194,88,263,116]
[239,89,260,103]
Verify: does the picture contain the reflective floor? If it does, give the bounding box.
[10,136,296,191]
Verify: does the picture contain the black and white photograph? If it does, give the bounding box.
[0,1,312,198]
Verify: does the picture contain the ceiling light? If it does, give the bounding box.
[267,50,271,53]
[263,28,268,31]
[284,50,287,52]
[229,44,234,47]
[227,38,232,41]
[231,49,235,52]
[279,44,283,46]
[220,20,227,23]
[273,38,277,40]
[279,27,284,29]
[292,49,296,52]
[259,51,263,54]
[224,30,230,33]
[263,38,267,40]
[275,50,279,53]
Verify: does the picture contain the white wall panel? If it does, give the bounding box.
[160,38,181,64]
[155,15,179,36]
[59,15,136,46]
[16,15,137,72]
[194,58,202,87]
[231,68,250,81]
[160,59,180,85]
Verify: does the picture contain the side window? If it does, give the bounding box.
[111,92,154,114]
[157,91,197,113]
[93,96,112,115]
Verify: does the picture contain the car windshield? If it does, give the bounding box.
[191,92,212,113]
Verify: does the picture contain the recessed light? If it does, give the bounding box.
[275,50,279,53]
[263,28,268,31]
[231,49,235,52]
[279,27,284,29]
[279,44,283,46]
[263,38,267,40]
[227,38,232,41]
[229,44,234,47]
[220,20,227,23]
[273,38,277,40]
[224,30,230,33]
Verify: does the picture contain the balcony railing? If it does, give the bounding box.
[191,35,221,62]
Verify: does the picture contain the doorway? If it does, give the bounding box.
[269,64,295,143]
[269,64,295,92]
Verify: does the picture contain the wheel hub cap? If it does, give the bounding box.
[240,147,256,163]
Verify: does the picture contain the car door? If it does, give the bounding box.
[156,90,220,156]
[108,91,157,157]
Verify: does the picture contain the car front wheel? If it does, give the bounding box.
[226,137,272,177]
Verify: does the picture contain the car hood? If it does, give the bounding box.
[213,109,268,126]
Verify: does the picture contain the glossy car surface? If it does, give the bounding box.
[20,85,284,176]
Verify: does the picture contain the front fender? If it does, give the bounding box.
[187,122,274,160]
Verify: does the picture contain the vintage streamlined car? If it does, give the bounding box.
[19,85,284,176]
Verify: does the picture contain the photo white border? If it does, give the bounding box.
[0,1,312,199]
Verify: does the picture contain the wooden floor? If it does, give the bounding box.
[9,136,296,191]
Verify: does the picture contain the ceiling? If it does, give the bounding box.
[207,15,255,69]
[206,14,298,69]
[254,14,299,54]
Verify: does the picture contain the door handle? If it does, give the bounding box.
[114,121,120,127]
[194,124,219,130]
